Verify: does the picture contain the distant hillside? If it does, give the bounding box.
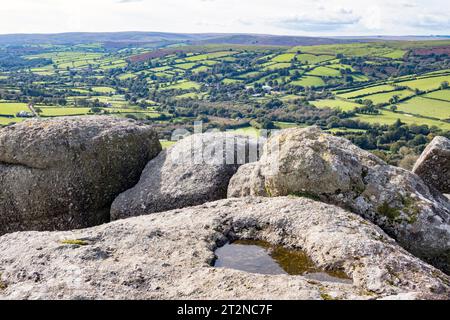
[0,31,362,47]
[0,32,204,45]
[190,34,358,46]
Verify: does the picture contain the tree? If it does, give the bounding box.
[363,99,374,108]
[90,107,102,114]
[390,105,398,112]
[260,119,275,130]
[389,95,400,104]
[345,75,354,83]
[441,81,449,89]
[393,119,404,128]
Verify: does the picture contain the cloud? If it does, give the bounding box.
[275,10,361,32]
[414,14,450,29]
[402,3,418,8]
[116,0,143,3]
[0,0,449,36]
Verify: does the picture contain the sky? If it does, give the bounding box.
[0,0,449,36]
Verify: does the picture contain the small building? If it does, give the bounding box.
[16,111,34,118]
[262,85,272,92]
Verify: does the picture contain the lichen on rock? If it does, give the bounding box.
[0,197,448,300]
[228,127,450,273]
[111,132,262,220]
[413,136,450,194]
[0,116,161,235]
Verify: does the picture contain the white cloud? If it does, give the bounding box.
[0,0,448,36]
[415,14,450,29]
[274,9,361,32]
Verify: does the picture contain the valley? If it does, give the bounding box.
[1,37,450,167]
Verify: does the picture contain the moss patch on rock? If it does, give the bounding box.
[288,191,321,202]
[377,202,401,221]
[60,239,89,246]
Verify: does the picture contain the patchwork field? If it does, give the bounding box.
[162,81,201,90]
[295,54,334,64]
[423,89,450,101]
[357,90,415,104]
[263,63,292,71]
[338,85,398,99]
[353,109,450,130]
[395,97,450,120]
[40,107,92,116]
[310,99,362,111]
[290,76,325,87]
[271,53,296,63]
[1,39,450,152]
[307,66,342,77]
[397,75,450,91]
[0,102,34,114]
[185,51,237,62]
[290,43,409,59]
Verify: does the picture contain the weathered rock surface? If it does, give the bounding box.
[111,132,261,220]
[0,116,161,235]
[0,197,448,300]
[228,127,450,273]
[413,136,450,194]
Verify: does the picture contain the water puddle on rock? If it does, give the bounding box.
[214,240,352,284]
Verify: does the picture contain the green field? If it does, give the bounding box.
[228,126,260,137]
[354,109,450,130]
[92,86,116,94]
[0,102,33,114]
[382,50,406,59]
[398,75,450,91]
[310,99,362,111]
[326,63,355,72]
[326,127,367,134]
[150,66,172,72]
[238,71,260,79]
[295,54,334,64]
[358,90,415,104]
[395,97,450,120]
[2,38,450,149]
[290,76,325,87]
[222,78,243,84]
[274,121,300,129]
[174,62,197,70]
[117,73,136,80]
[290,43,408,59]
[175,92,205,99]
[271,53,296,63]
[307,66,342,77]
[185,51,236,62]
[30,67,55,75]
[0,117,24,125]
[263,63,292,71]
[351,74,370,82]
[338,84,397,99]
[423,89,450,101]
[162,81,201,90]
[0,103,92,123]
[192,65,209,73]
[40,107,92,116]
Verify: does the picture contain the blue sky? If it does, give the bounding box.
[0,0,449,36]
